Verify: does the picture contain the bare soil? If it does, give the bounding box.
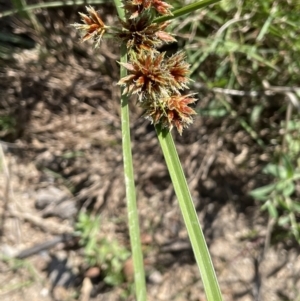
[0,3,299,301]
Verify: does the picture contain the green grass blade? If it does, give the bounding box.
[113,0,125,20]
[11,0,30,19]
[156,125,223,301]
[11,0,41,31]
[154,0,220,23]
[0,0,106,18]
[113,1,147,300]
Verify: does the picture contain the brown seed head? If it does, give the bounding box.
[166,52,191,91]
[118,51,172,101]
[144,94,197,135]
[72,6,107,47]
[118,16,176,52]
[123,0,173,19]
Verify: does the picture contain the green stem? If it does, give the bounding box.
[0,0,106,18]
[154,0,220,23]
[120,44,147,300]
[113,0,147,300]
[156,125,223,301]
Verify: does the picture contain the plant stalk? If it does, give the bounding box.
[113,0,147,300]
[156,125,223,301]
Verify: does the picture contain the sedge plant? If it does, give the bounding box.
[72,1,222,300]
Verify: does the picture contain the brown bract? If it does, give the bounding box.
[145,94,197,135]
[72,6,107,47]
[123,0,173,19]
[118,51,191,100]
[166,52,191,91]
[118,16,176,52]
[118,52,171,101]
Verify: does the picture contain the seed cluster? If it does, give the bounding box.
[72,1,197,134]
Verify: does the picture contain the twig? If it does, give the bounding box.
[15,234,75,259]
[0,145,9,240]
[263,217,276,257]
[216,14,254,37]
[193,82,300,102]
[282,101,293,154]
[262,80,300,111]
[0,140,24,149]
[8,208,73,235]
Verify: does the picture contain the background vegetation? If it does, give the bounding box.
[0,0,300,300]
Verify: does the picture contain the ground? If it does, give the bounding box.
[0,3,300,301]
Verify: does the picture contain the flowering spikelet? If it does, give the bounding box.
[118,16,176,52]
[166,52,191,91]
[123,0,173,19]
[144,94,197,135]
[118,51,191,102]
[118,52,172,101]
[72,6,107,47]
[72,1,197,134]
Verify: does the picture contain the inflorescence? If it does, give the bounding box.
[72,0,197,135]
